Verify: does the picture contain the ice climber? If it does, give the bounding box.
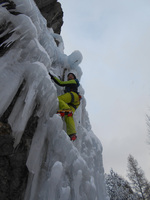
[49,72,80,141]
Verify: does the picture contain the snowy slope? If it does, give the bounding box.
[0,1,108,199]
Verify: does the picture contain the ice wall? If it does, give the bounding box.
[0,1,108,199]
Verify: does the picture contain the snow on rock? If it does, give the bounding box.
[0,1,108,199]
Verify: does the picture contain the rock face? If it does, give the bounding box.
[0,122,28,200]
[34,0,63,33]
[0,1,107,200]
[0,0,21,57]
[0,0,63,57]
[0,0,63,199]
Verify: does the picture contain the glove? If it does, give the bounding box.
[49,72,54,79]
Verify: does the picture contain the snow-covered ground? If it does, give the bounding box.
[0,1,108,199]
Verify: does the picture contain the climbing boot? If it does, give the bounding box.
[69,134,77,141]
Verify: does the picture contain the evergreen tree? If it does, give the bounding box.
[127,154,150,200]
[105,169,138,200]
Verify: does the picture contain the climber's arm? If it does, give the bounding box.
[50,75,77,87]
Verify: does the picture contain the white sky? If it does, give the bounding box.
[59,0,150,180]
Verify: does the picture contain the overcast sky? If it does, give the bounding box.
[60,0,150,180]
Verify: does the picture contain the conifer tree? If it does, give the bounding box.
[127,154,150,200]
[105,169,138,200]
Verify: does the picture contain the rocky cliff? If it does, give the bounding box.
[34,0,63,34]
[0,1,63,199]
[0,1,107,200]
